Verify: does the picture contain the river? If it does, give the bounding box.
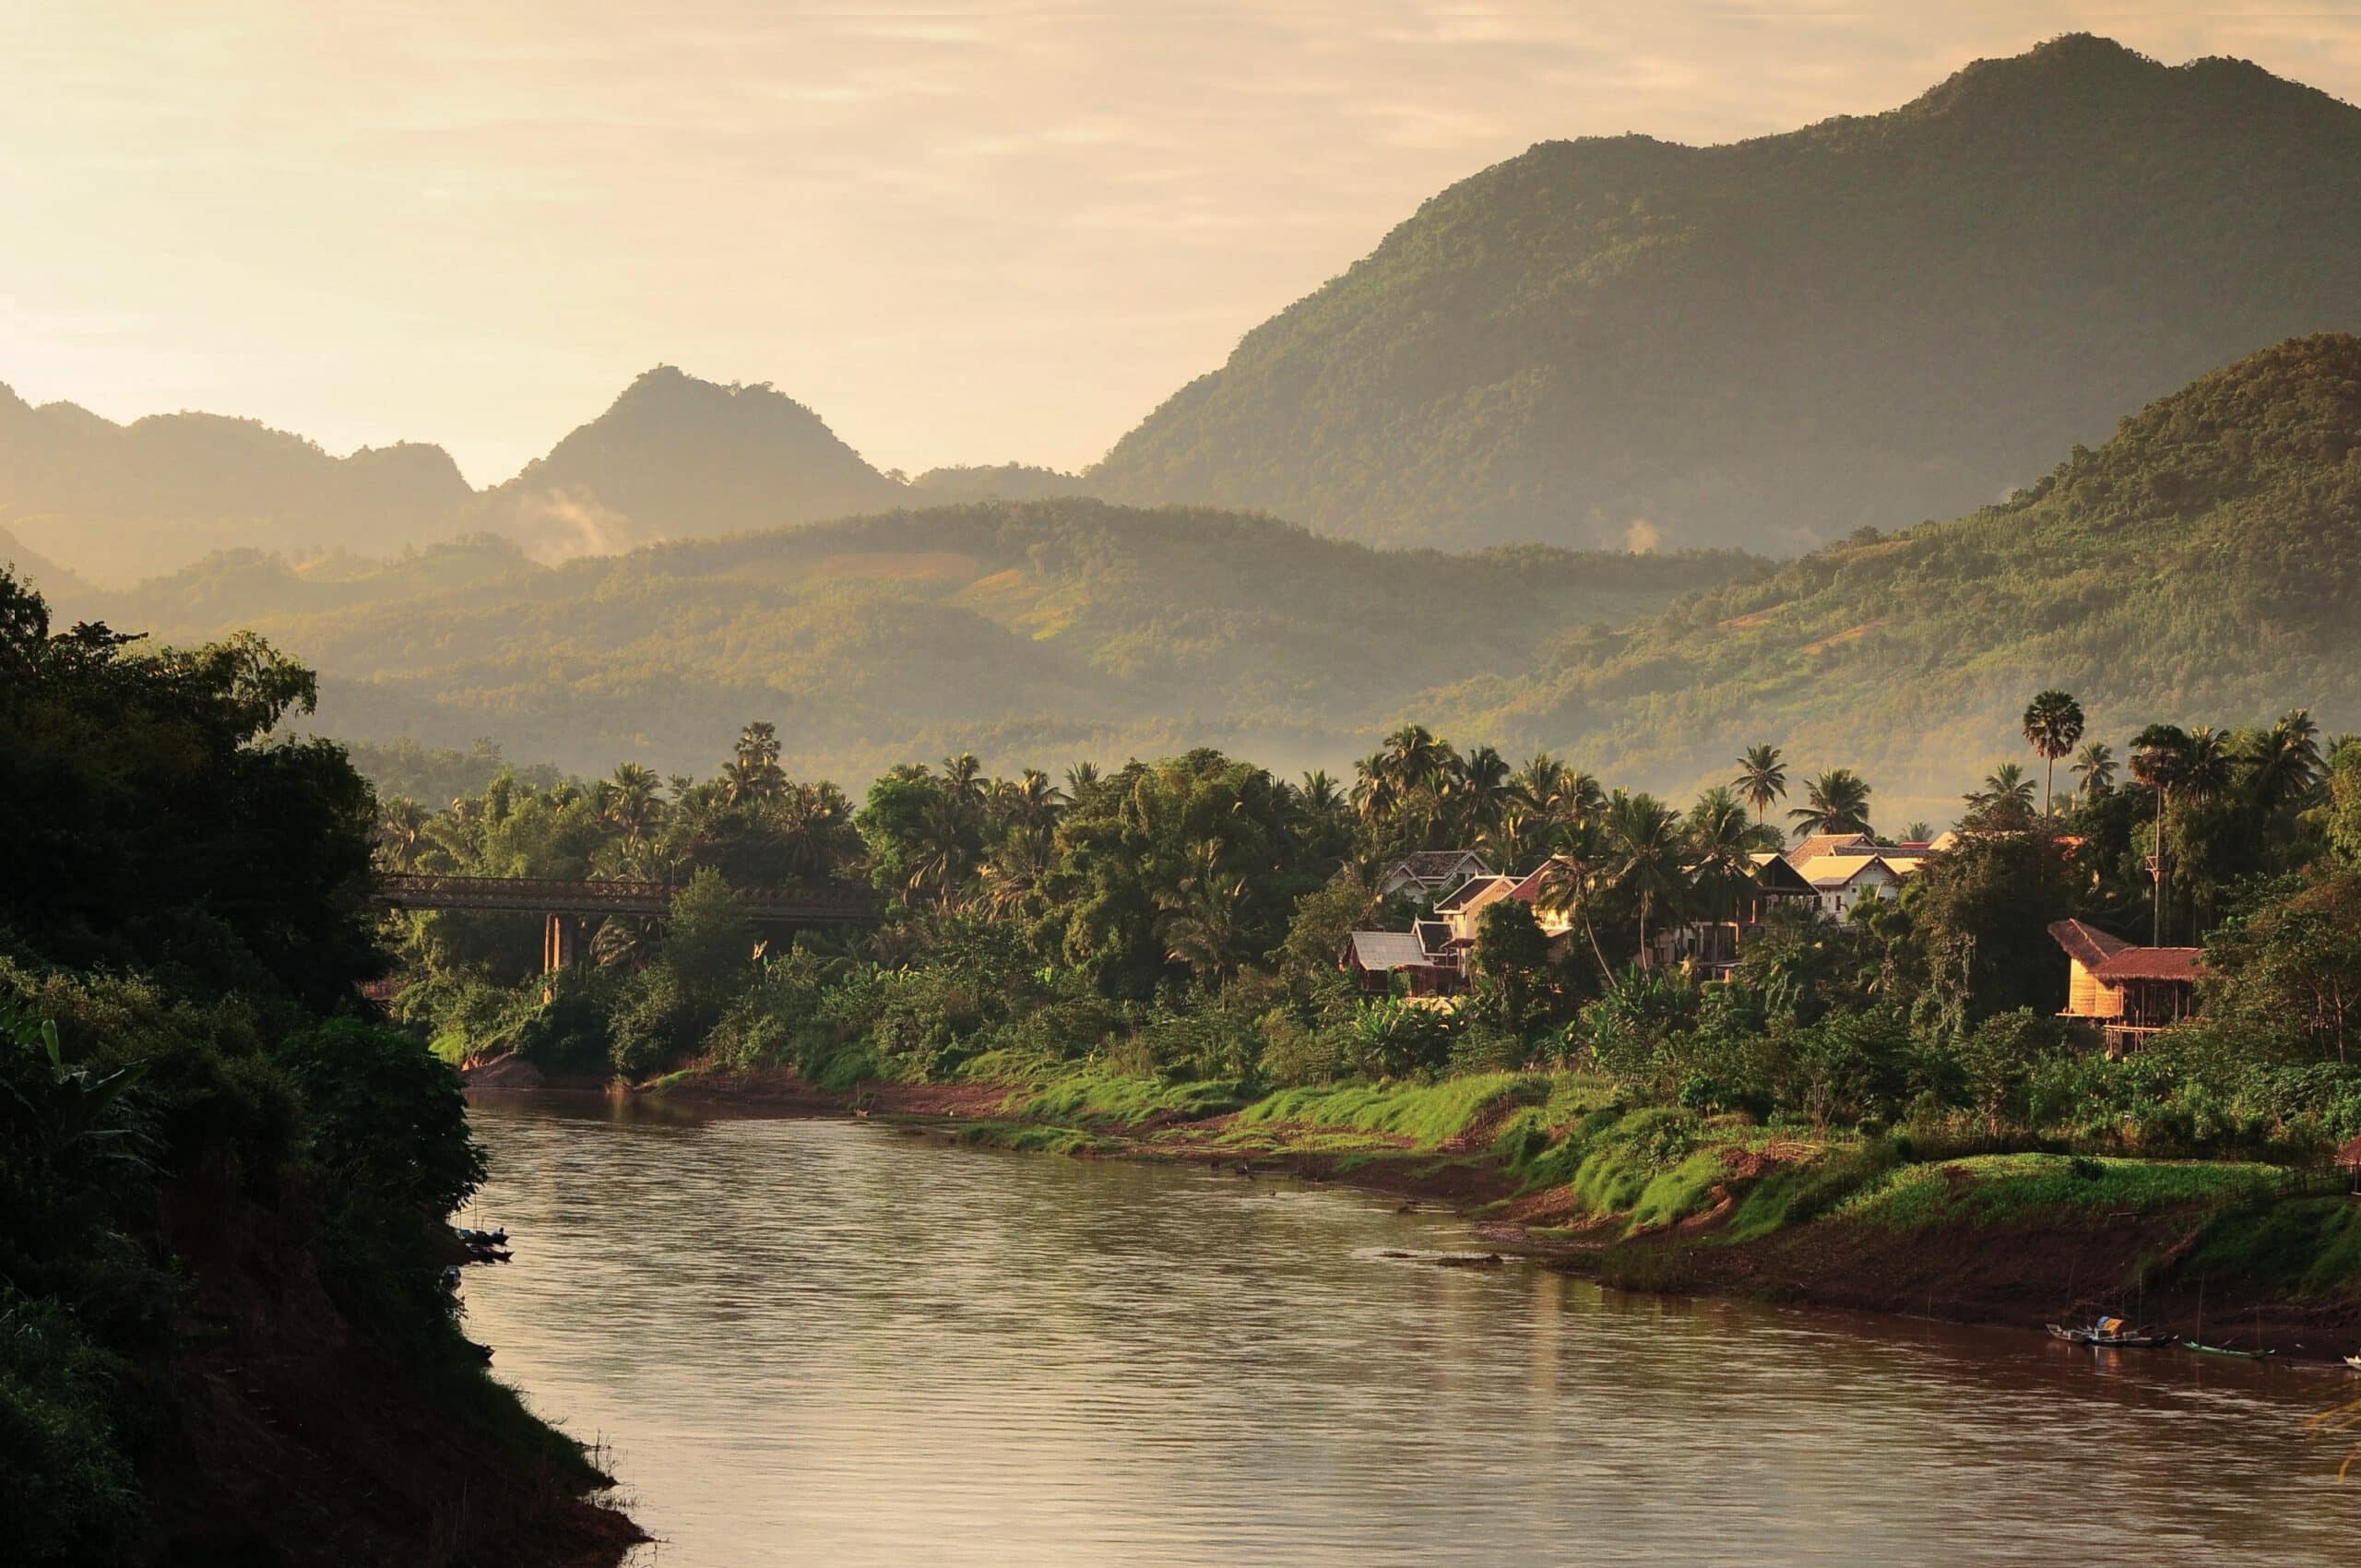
[459,1093,2361,1566]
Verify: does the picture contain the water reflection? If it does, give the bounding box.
[459,1098,2361,1567]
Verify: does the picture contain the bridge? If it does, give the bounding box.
[372,873,883,971]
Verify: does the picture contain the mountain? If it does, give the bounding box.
[64,503,1751,782]
[1089,35,2361,555]
[474,366,908,562]
[0,382,472,585]
[0,518,88,596]
[1419,333,2361,825]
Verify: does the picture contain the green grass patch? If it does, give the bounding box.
[2176,1196,2361,1299]
[955,1121,1121,1156]
[1839,1154,2280,1231]
[1003,1070,1250,1128]
[1234,1073,1551,1148]
[1627,1148,1737,1232]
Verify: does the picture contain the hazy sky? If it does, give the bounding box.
[6,2,2359,484]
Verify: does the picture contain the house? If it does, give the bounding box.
[1787,851,1924,916]
[1342,929,1459,995]
[1655,855,1821,973]
[2047,919,2203,1053]
[1375,849,1493,902]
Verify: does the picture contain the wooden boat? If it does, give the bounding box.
[2181,1340,2275,1359]
[2344,1354,2361,1372]
[2047,1318,2176,1348]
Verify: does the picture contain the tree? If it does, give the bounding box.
[1473,898,1552,1032]
[1963,763,2037,831]
[664,867,757,1003]
[2022,690,2085,815]
[1534,819,1616,981]
[2071,741,2116,802]
[1686,786,1775,929]
[2129,723,2190,944]
[2201,870,2361,1063]
[1787,768,1873,839]
[1605,791,1687,963]
[1733,743,1788,826]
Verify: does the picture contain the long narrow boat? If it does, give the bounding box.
[2181,1340,2275,1359]
[2047,1320,2176,1348]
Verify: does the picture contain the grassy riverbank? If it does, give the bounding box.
[643,1063,2361,1360]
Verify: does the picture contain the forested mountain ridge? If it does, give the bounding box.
[1089,35,2361,554]
[475,365,909,562]
[1423,333,2361,819]
[62,502,1752,783]
[0,381,473,584]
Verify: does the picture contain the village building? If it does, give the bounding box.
[1341,930,1459,995]
[2047,919,2203,1053]
[1373,849,1494,902]
[1777,834,1931,916]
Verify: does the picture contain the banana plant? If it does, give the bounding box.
[0,1003,149,1153]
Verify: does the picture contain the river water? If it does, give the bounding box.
[459,1094,2361,1566]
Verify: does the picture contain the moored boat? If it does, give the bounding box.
[2180,1340,2274,1359]
[2047,1316,2176,1348]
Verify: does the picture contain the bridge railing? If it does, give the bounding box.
[372,873,883,922]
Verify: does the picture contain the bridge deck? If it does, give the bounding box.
[372,873,882,922]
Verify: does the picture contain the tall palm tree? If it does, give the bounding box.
[2129,723,2190,944]
[1380,724,1451,793]
[1449,743,1520,841]
[1787,768,1874,840]
[1157,840,1249,984]
[2244,709,2324,815]
[1733,744,1789,826]
[2022,690,2085,815]
[1063,760,1101,802]
[1605,790,1687,965]
[1686,786,1775,938]
[599,761,666,846]
[1000,768,1066,834]
[1298,769,1343,820]
[2070,741,2116,802]
[1534,818,1615,980]
[939,753,987,820]
[978,826,1055,920]
[1513,754,1569,824]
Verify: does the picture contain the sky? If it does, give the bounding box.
[5,2,2360,486]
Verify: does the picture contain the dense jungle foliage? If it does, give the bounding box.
[1093,36,2361,552]
[397,691,2361,1164]
[1435,333,2361,818]
[0,569,579,1565]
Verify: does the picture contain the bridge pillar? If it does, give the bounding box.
[542,913,582,974]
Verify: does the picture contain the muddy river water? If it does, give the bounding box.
[460,1094,2361,1566]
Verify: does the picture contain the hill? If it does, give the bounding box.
[64,503,1750,782]
[0,382,472,584]
[1090,35,2361,554]
[475,365,908,561]
[1421,334,2361,824]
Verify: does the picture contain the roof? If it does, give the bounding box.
[1786,833,1877,865]
[1411,919,1453,958]
[2091,946,2203,983]
[1433,873,1513,913]
[1750,855,1818,895]
[1382,850,1491,884]
[2337,1136,2361,1170]
[1793,853,1914,889]
[2048,919,2133,970]
[1347,931,1430,970]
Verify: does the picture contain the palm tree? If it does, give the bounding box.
[376,798,428,870]
[2070,741,2116,802]
[1380,724,1451,793]
[1534,818,1615,981]
[1298,769,1343,820]
[977,826,1055,920]
[1965,762,2037,821]
[2129,723,2190,944]
[1787,768,1874,840]
[1157,840,1249,983]
[1605,790,1687,965]
[1733,743,1789,826]
[1902,820,1933,843]
[1000,768,1066,834]
[1063,760,1101,802]
[2022,690,2085,816]
[2244,709,2324,815]
[1686,786,1775,946]
[599,761,666,846]
[1513,753,1569,823]
[939,753,987,820]
[1449,743,1521,840]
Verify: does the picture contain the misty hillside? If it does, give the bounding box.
[58,501,1750,782]
[1422,333,2361,821]
[1091,35,2361,554]
[475,366,908,561]
[0,383,472,584]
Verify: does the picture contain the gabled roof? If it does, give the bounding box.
[1793,853,1913,889]
[1382,849,1491,884]
[2092,947,2203,983]
[1433,873,1513,913]
[1750,855,1817,896]
[1411,919,1453,960]
[1347,931,1430,970]
[1786,833,1877,865]
[2047,919,2133,970]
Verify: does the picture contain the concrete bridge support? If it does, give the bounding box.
[541,913,582,974]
